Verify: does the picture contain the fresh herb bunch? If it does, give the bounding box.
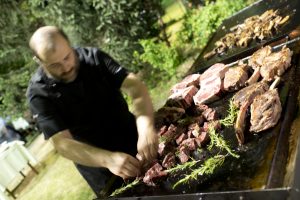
[166,159,199,174]
[208,126,239,158]
[220,99,238,127]
[173,154,226,188]
[110,179,140,197]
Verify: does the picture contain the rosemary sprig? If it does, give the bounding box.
[110,178,140,197]
[166,159,199,174]
[220,99,238,127]
[208,126,239,158]
[173,154,226,188]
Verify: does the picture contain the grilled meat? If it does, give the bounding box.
[193,77,223,105]
[204,9,289,59]
[167,85,199,109]
[233,81,269,144]
[193,63,229,105]
[248,46,272,69]
[233,81,269,108]
[170,74,201,94]
[250,89,282,132]
[223,63,248,92]
[260,46,293,81]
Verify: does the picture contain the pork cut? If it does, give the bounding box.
[250,89,282,132]
[170,74,201,94]
[193,76,223,105]
[223,63,248,92]
[233,81,269,108]
[200,63,229,82]
[248,46,272,69]
[167,85,199,109]
[260,46,293,81]
[233,81,269,144]
[143,163,167,186]
[193,63,229,105]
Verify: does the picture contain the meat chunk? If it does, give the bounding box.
[143,163,167,186]
[260,46,293,81]
[178,145,190,163]
[193,76,222,105]
[170,74,201,93]
[193,63,229,105]
[233,81,269,108]
[162,152,176,169]
[223,63,248,92]
[180,138,199,151]
[250,89,282,132]
[202,108,218,121]
[248,46,272,69]
[167,85,199,109]
[200,63,229,82]
[154,107,185,129]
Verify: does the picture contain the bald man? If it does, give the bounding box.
[26,26,158,197]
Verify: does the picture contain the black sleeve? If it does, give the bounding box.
[76,47,129,89]
[100,50,129,88]
[29,96,67,139]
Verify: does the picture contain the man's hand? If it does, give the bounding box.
[106,152,141,179]
[136,121,158,163]
[121,73,158,164]
[51,130,141,180]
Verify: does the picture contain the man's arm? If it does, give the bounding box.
[51,129,141,179]
[121,73,158,163]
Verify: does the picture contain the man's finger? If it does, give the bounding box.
[150,146,157,160]
[136,153,143,162]
[123,162,141,177]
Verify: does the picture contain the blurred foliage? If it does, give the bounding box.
[27,0,161,71]
[0,61,36,118]
[0,1,39,73]
[0,0,163,119]
[134,39,182,76]
[176,0,250,48]
[0,0,256,120]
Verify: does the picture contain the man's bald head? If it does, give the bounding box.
[29,26,69,61]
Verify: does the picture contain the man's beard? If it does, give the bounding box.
[51,55,80,83]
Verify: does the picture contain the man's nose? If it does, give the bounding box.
[62,61,72,73]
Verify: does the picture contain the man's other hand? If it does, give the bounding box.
[137,128,158,164]
[106,152,141,179]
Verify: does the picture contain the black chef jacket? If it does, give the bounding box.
[27,47,138,154]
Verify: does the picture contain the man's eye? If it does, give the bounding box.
[64,55,69,61]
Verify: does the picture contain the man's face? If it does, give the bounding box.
[38,36,79,83]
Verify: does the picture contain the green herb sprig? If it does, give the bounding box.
[220,99,238,127]
[173,154,226,188]
[166,159,199,174]
[110,178,140,197]
[208,126,239,158]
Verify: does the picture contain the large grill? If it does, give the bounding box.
[107,0,300,199]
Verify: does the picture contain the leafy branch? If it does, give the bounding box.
[208,126,239,158]
[173,154,226,188]
[166,159,199,174]
[220,99,238,127]
[110,178,140,197]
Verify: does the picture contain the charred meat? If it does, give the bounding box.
[223,63,248,92]
[204,9,290,59]
[232,81,269,108]
[248,46,272,69]
[170,74,201,94]
[193,63,229,105]
[250,89,282,132]
[260,46,293,81]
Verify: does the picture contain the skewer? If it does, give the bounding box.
[225,36,300,68]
